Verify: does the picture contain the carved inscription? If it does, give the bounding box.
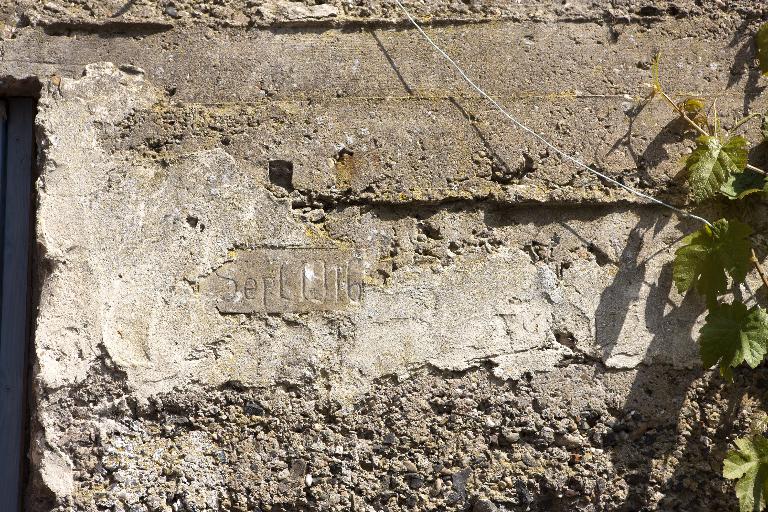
[203,248,364,314]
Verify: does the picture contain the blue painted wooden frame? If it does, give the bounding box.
[0,98,35,512]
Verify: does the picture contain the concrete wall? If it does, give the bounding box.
[5,0,768,510]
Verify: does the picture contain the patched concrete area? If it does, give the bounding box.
[6,1,768,511]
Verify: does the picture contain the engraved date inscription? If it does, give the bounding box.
[202,248,364,314]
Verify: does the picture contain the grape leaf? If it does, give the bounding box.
[677,97,708,129]
[673,219,753,304]
[699,302,768,380]
[758,23,768,75]
[720,170,768,200]
[724,435,768,512]
[686,136,748,201]
[679,97,705,112]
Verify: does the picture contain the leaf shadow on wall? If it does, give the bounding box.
[592,216,745,511]
[609,102,696,199]
[727,18,766,117]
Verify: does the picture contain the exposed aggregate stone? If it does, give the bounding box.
[32,359,768,511]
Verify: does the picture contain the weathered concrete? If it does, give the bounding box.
[6,0,768,510]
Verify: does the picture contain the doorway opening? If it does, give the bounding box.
[0,97,36,512]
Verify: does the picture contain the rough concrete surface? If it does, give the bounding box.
[4,0,768,510]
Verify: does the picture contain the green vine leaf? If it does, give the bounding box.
[678,97,708,128]
[724,435,768,512]
[720,170,768,200]
[758,23,768,75]
[699,302,768,381]
[673,219,753,304]
[686,136,748,201]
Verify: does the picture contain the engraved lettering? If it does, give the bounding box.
[303,260,325,302]
[262,276,277,310]
[243,278,258,300]
[217,273,239,302]
[347,259,363,302]
[327,265,340,303]
[280,263,298,301]
[202,248,365,314]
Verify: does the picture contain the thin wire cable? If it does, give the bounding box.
[392,0,713,228]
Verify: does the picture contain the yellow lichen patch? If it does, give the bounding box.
[335,152,357,189]
[304,225,326,240]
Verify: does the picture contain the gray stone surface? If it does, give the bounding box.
[5,0,768,510]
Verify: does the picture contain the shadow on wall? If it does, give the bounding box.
[558,214,704,508]
[600,28,768,510]
[727,18,766,116]
[591,215,766,511]
[594,216,699,510]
